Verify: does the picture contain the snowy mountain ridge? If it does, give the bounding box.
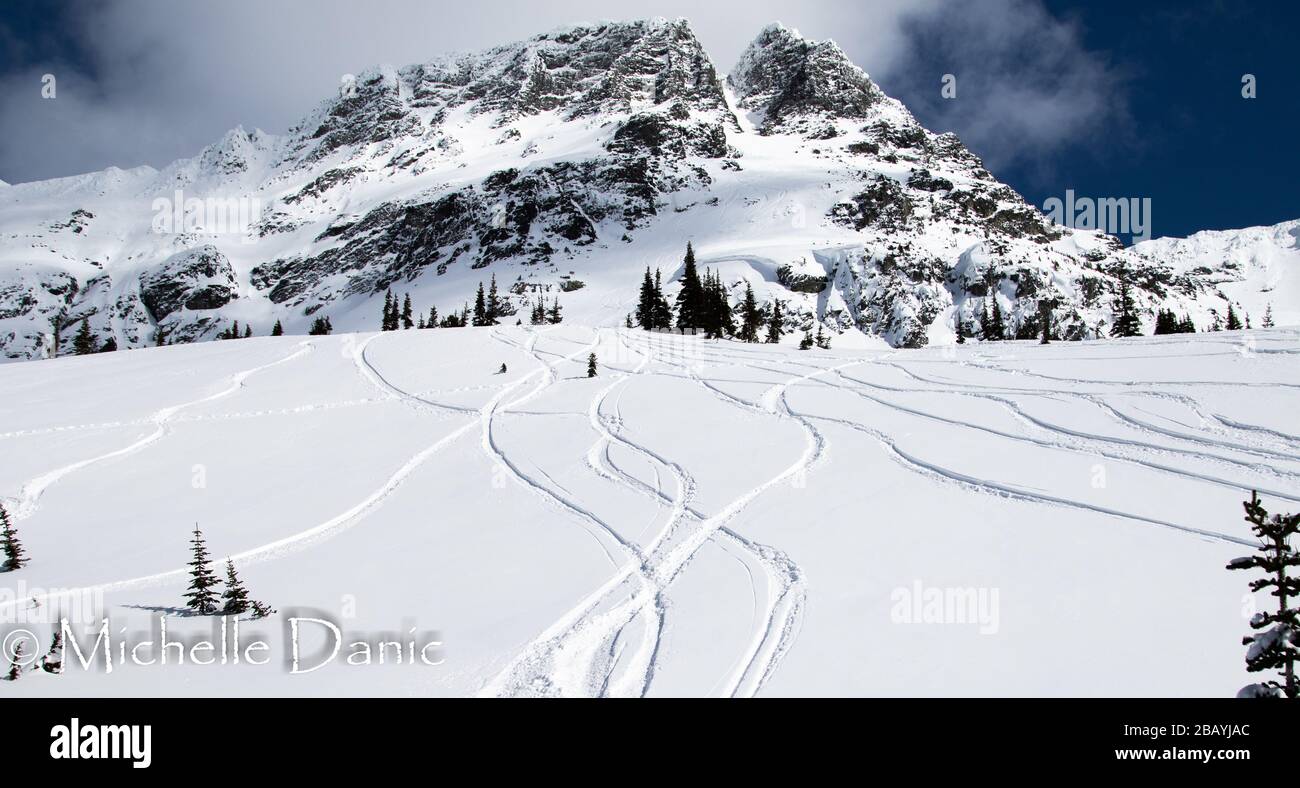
[0,17,1293,361]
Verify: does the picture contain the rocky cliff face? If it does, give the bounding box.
[0,18,1288,360]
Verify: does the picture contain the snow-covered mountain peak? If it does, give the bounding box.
[728,22,886,134]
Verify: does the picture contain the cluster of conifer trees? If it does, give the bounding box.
[633,243,786,344]
[380,275,560,331]
[184,526,274,618]
[1152,309,1197,334]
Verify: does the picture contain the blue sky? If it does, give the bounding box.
[0,0,1294,241]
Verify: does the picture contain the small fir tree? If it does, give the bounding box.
[184,526,220,615]
[221,558,251,615]
[0,504,26,571]
[587,353,597,378]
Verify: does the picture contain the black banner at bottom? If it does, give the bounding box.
[5,698,1292,774]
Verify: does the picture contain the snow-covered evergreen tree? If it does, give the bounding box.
[0,503,26,571]
[587,353,597,378]
[41,631,63,674]
[1227,491,1300,698]
[4,644,23,681]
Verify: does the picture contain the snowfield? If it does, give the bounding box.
[2,326,1297,697]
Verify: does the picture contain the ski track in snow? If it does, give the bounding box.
[9,342,315,521]
[480,329,838,697]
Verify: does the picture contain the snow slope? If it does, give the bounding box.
[2,326,1296,696]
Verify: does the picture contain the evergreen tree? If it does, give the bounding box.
[814,324,830,349]
[486,275,502,325]
[1038,299,1054,345]
[99,337,117,352]
[990,299,1006,341]
[636,268,656,330]
[0,503,26,572]
[1263,304,1275,328]
[1153,309,1178,335]
[530,299,546,325]
[766,299,785,344]
[547,297,563,325]
[308,316,332,335]
[73,317,97,355]
[738,283,762,342]
[271,320,284,337]
[5,644,22,681]
[243,324,252,339]
[1179,314,1196,334]
[472,282,489,326]
[1110,264,1142,338]
[587,352,598,378]
[625,314,633,329]
[221,559,251,615]
[703,270,734,338]
[675,242,705,331]
[1227,492,1300,698]
[652,270,672,330]
[155,324,168,347]
[427,306,438,328]
[1226,304,1243,331]
[799,329,813,350]
[955,314,967,344]
[381,290,397,331]
[250,600,276,619]
[401,293,415,329]
[41,631,63,674]
[184,526,220,615]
